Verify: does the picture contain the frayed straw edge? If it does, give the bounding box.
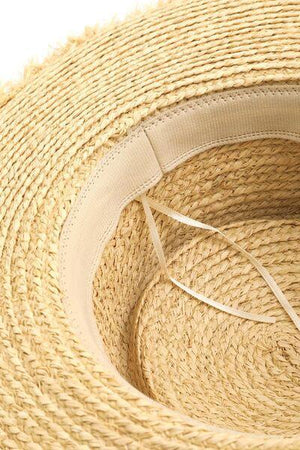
[0,0,176,109]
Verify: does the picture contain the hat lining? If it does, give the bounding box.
[58,84,300,426]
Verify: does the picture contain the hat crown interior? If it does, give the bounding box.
[59,83,300,437]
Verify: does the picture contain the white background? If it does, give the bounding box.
[0,0,153,84]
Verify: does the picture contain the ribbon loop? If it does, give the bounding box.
[139,194,300,330]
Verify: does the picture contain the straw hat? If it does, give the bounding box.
[0,0,299,448]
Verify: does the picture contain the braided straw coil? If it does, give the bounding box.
[0,0,300,449]
[95,139,300,438]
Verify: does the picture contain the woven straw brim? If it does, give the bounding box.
[0,0,299,448]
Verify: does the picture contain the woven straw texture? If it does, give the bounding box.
[0,0,299,448]
[95,138,300,438]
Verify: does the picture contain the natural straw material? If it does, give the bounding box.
[0,0,300,449]
[138,194,297,326]
[95,138,300,438]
